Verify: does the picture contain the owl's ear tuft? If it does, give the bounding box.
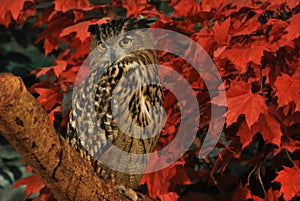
[125,18,156,31]
[88,24,100,35]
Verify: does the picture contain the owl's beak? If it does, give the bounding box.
[110,49,116,62]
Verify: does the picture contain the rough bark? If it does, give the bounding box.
[0,73,131,201]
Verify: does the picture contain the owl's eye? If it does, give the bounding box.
[97,41,107,52]
[119,36,133,48]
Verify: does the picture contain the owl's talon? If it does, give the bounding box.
[115,185,139,201]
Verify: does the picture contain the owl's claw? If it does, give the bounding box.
[115,185,144,201]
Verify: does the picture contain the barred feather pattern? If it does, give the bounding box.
[66,19,164,189]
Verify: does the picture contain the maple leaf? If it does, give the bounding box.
[264,19,290,52]
[48,106,61,124]
[282,13,300,42]
[232,183,271,201]
[73,10,85,23]
[34,187,54,201]
[274,72,300,112]
[35,13,74,55]
[59,66,81,85]
[281,137,300,153]
[263,188,281,201]
[227,0,260,10]
[122,0,160,18]
[285,0,300,9]
[232,183,254,201]
[275,166,300,201]
[237,120,252,149]
[191,27,215,54]
[213,80,268,127]
[34,5,55,27]
[237,108,282,148]
[34,87,62,111]
[60,17,110,42]
[173,0,201,22]
[54,0,90,12]
[33,60,67,78]
[220,41,268,73]
[201,0,225,12]
[52,60,68,78]
[158,192,179,201]
[17,1,36,24]
[58,38,90,62]
[12,174,44,200]
[254,114,282,146]
[0,0,28,27]
[203,0,259,14]
[213,18,231,46]
[232,12,262,37]
[141,159,190,199]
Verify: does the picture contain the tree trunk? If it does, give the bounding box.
[0,73,131,201]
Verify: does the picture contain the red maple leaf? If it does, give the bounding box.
[232,182,278,201]
[237,109,282,149]
[191,27,215,54]
[213,80,268,127]
[17,1,36,24]
[12,174,44,200]
[201,0,225,12]
[141,159,190,199]
[285,0,300,9]
[34,187,54,201]
[282,13,300,42]
[213,18,231,46]
[158,192,179,201]
[60,17,110,42]
[34,87,62,111]
[0,0,28,27]
[173,0,201,22]
[264,188,281,201]
[48,106,61,125]
[236,120,252,149]
[275,166,300,201]
[33,60,68,78]
[54,0,90,12]
[35,13,74,55]
[274,71,300,112]
[122,0,159,18]
[34,5,55,27]
[220,41,268,73]
[265,19,290,52]
[232,183,255,201]
[227,0,261,10]
[231,12,262,37]
[251,111,282,146]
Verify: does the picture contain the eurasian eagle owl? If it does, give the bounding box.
[66,18,164,200]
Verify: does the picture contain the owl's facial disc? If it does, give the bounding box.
[110,49,116,61]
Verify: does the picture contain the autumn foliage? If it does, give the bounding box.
[1,0,300,200]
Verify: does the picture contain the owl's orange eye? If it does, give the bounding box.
[97,41,107,51]
[119,37,133,48]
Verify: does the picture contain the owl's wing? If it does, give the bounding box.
[66,62,164,188]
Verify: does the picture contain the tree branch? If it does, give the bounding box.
[0,73,131,201]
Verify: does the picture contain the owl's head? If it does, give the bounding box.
[88,18,156,68]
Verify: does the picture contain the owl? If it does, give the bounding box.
[66,18,164,199]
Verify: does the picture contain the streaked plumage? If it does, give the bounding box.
[66,18,164,191]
